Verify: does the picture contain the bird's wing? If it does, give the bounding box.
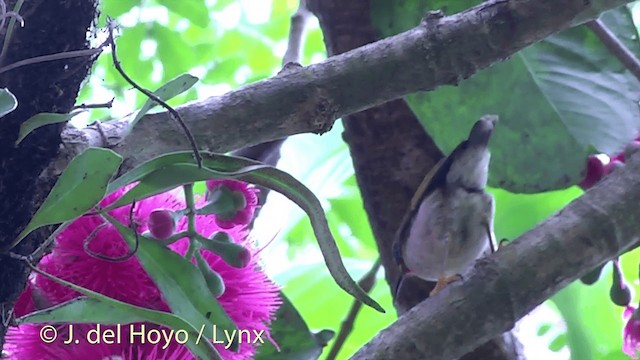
[392,140,470,269]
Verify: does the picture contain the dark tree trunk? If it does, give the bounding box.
[0,0,98,350]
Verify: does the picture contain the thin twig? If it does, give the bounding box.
[73,97,114,110]
[282,0,311,66]
[586,18,640,82]
[84,201,141,262]
[0,0,25,66]
[0,47,104,75]
[326,258,382,360]
[106,20,203,168]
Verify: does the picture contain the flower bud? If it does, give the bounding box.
[197,233,251,268]
[611,260,632,307]
[579,155,605,190]
[203,180,258,229]
[147,209,176,240]
[195,252,225,298]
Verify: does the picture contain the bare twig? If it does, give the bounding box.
[586,18,640,82]
[0,47,103,75]
[106,20,202,168]
[282,0,311,66]
[326,258,381,360]
[73,97,114,110]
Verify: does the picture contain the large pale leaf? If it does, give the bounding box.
[104,214,240,351]
[20,267,221,359]
[107,151,384,313]
[371,2,640,192]
[11,148,122,248]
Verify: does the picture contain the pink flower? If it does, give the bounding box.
[205,180,259,229]
[623,305,640,359]
[6,186,280,359]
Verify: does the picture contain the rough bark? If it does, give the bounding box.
[306,0,522,359]
[54,0,632,174]
[0,0,98,351]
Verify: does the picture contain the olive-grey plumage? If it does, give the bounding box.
[392,115,498,296]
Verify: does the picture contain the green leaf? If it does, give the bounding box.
[104,163,268,210]
[156,0,210,27]
[104,214,240,351]
[16,111,83,145]
[101,0,141,18]
[109,151,384,313]
[0,88,17,118]
[20,267,222,360]
[11,148,122,249]
[255,292,334,360]
[371,3,640,192]
[129,73,199,130]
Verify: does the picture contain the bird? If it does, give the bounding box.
[392,115,498,298]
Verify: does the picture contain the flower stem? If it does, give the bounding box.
[183,184,198,261]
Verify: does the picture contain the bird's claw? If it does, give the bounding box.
[430,274,462,296]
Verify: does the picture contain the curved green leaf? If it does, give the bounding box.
[104,214,239,352]
[21,267,221,360]
[11,148,122,249]
[0,88,17,118]
[129,73,199,131]
[16,111,84,145]
[104,163,268,210]
[108,151,384,313]
[371,3,640,192]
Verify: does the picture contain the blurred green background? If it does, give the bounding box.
[72,0,640,358]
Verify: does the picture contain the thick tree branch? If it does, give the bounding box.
[351,153,640,359]
[54,0,631,173]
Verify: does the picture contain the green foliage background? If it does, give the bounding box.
[74,0,640,358]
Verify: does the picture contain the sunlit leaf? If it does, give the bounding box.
[129,73,199,131]
[11,148,122,248]
[16,111,84,145]
[156,0,210,27]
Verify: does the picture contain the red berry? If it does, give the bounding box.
[579,155,605,190]
[147,209,176,240]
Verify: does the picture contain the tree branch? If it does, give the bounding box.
[351,153,640,359]
[52,0,632,173]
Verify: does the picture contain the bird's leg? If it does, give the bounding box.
[430,227,462,296]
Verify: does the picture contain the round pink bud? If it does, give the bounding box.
[579,155,605,190]
[147,209,176,240]
[238,247,252,268]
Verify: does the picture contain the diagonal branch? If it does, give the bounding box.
[53,0,632,173]
[351,152,640,359]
